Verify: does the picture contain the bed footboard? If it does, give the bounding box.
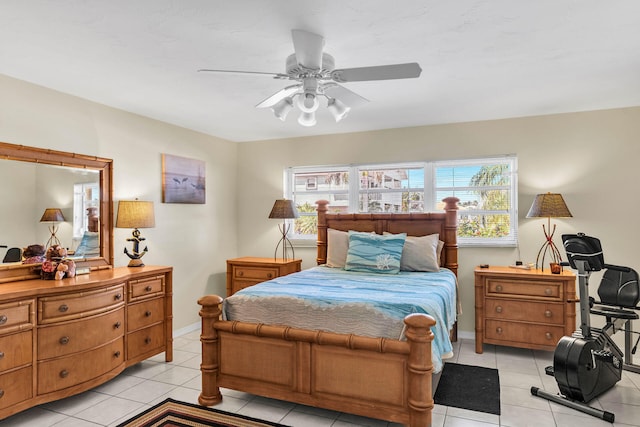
[198,295,436,427]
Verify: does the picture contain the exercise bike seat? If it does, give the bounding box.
[590,267,640,320]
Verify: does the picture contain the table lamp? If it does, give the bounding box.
[116,200,155,267]
[40,208,66,248]
[268,199,299,261]
[526,192,572,271]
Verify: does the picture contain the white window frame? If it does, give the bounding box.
[284,155,518,247]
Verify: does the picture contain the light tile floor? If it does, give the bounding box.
[3,331,640,426]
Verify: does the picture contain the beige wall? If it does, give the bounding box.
[237,107,640,335]
[3,70,639,339]
[0,74,237,331]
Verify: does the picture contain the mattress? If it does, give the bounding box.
[223,266,457,373]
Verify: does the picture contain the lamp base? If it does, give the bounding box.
[127,258,145,267]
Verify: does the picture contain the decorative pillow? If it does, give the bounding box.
[326,228,349,268]
[345,231,406,274]
[400,234,440,272]
[437,240,445,266]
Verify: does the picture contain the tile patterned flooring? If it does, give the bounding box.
[3,330,640,426]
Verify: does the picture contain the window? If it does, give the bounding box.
[285,156,517,246]
[73,182,99,239]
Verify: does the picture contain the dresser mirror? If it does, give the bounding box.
[0,142,113,282]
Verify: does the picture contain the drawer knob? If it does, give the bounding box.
[114,321,121,329]
[0,389,4,398]
[145,285,153,292]
[267,273,273,278]
[495,306,503,313]
[495,285,503,292]
[114,351,121,358]
[545,288,552,296]
[0,352,4,359]
[544,310,552,318]
[115,293,123,300]
[496,327,503,335]
[0,315,7,325]
[59,304,69,313]
[145,310,152,317]
[238,271,244,277]
[545,332,553,340]
[60,370,69,378]
[145,337,152,344]
[59,336,70,345]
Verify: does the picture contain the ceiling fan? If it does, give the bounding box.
[198,29,422,127]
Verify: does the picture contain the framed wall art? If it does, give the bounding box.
[161,154,206,204]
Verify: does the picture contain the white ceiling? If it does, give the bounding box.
[2,1,639,142]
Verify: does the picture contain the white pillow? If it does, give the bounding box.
[326,228,349,268]
[400,234,440,272]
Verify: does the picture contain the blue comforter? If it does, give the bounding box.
[226,266,457,372]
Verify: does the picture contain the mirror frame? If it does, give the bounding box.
[0,141,113,282]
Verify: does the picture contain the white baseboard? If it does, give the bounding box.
[173,321,200,338]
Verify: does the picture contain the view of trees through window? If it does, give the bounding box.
[286,156,517,246]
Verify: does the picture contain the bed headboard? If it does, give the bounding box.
[316,197,460,276]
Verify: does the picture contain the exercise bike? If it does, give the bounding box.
[531,233,640,423]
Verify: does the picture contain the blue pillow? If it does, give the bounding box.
[345,231,406,274]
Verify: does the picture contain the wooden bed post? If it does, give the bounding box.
[198,295,223,406]
[404,313,436,427]
[316,199,329,265]
[441,197,459,277]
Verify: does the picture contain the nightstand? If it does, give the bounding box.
[474,266,576,353]
[226,257,302,296]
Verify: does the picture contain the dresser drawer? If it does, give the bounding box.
[37,338,124,395]
[37,308,124,360]
[38,284,125,324]
[486,278,561,300]
[127,323,165,360]
[0,366,33,410]
[233,266,278,282]
[0,331,32,371]
[0,299,35,334]
[484,299,565,325]
[485,319,564,348]
[127,298,164,332]
[128,275,165,301]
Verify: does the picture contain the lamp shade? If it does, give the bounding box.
[40,208,65,222]
[268,199,299,219]
[526,193,573,218]
[116,200,155,228]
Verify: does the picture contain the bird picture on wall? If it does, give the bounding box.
[162,153,206,204]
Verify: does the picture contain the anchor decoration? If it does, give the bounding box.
[124,228,148,267]
[115,200,155,268]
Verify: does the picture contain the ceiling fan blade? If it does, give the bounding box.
[198,69,289,79]
[330,63,422,83]
[323,83,369,107]
[255,84,301,108]
[291,29,324,70]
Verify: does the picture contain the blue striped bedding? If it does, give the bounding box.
[223,266,457,373]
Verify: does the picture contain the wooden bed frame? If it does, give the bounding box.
[198,197,459,427]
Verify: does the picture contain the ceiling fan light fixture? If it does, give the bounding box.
[298,111,316,127]
[327,98,350,122]
[298,93,319,113]
[271,97,294,121]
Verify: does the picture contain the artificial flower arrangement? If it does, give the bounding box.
[41,245,76,280]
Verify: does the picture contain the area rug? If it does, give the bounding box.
[116,398,291,427]
[433,362,500,415]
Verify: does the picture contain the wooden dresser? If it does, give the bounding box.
[474,266,576,353]
[226,257,302,296]
[0,265,172,419]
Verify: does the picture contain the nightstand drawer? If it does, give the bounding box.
[233,267,278,281]
[486,278,561,300]
[485,299,565,325]
[485,319,564,347]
